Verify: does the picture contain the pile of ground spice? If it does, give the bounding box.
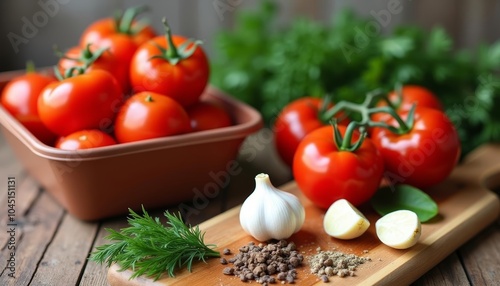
[221,240,304,284]
[308,248,371,283]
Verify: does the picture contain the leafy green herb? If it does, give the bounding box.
[90,207,220,280]
[210,1,500,156]
[371,185,439,222]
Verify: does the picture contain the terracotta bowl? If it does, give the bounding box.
[0,70,263,220]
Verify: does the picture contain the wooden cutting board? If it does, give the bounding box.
[107,144,500,286]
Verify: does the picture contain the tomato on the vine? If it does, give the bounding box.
[114,91,191,143]
[293,124,384,209]
[273,97,348,166]
[1,70,57,145]
[373,85,443,123]
[55,129,116,150]
[130,19,209,107]
[186,100,232,132]
[38,69,123,136]
[371,107,460,189]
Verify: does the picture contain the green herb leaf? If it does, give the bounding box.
[210,2,500,156]
[90,207,220,281]
[371,184,439,222]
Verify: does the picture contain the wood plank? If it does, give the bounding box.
[412,252,469,286]
[79,218,129,286]
[0,191,64,286]
[0,133,26,181]
[459,220,500,285]
[0,176,40,250]
[80,206,181,286]
[106,144,500,286]
[29,213,99,286]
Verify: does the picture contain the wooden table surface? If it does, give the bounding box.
[0,133,499,286]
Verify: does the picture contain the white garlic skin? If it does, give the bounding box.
[239,173,305,241]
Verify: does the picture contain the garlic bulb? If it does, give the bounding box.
[239,173,305,241]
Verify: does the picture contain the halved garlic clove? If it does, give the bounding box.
[323,199,370,239]
[376,210,421,249]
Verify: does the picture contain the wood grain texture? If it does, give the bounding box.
[29,214,99,286]
[107,145,500,286]
[80,219,130,286]
[0,192,64,286]
[412,253,469,286]
[459,220,500,285]
[0,176,40,250]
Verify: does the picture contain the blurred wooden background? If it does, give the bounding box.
[1,0,499,72]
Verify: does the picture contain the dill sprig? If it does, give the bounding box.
[90,207,220,280]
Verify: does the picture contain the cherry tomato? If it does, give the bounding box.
[373,85,443,123]
[114,91,191,143]
[1,71,57,144]
[293,125,384,209]
[130,20,209,107]
[58,45,130,93]
[273,97,348,166]
[55,129,116,150]
[371,107,460,189]
[186,100,232,132]
[38,69,123,136]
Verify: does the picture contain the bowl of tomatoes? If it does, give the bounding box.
[0,72,262,220]
[0,8,263,220]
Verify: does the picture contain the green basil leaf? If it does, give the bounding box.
[371,184,439,222]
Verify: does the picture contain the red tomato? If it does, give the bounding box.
[38,70,123,136]
[58,45,130,93]
[186,100,232,132]
[293,125,384,209]
[371,107,460,189]
[114,92,191,143]
[1,72,57,144]
[373,85,443,123]
[79,7,156,93]
[130,22,209,107]
[55,129,116,150]
[80,12,155,49]
[273,97,348,166]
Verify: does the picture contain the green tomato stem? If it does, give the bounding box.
[81,43,94,60]
[333,121,367,152]
[368,104,415,134]
[55,45,108,80]
[63,66,86,79]
[386,82,403,110]
[163,18,181,62]
[53,66,64,81]
[321,86,415,136]
[25,61,35,74]
[149,18,203,65]
[116,5,148,35]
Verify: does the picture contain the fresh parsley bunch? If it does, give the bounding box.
[210,0,500,155]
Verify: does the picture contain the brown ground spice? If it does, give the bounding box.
[221,240,303,284]
[308,248,371,282]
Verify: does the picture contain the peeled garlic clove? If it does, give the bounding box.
[323,199,370,239]
[376,210,421,249]
[239,173,305,241]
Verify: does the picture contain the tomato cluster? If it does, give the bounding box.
[1,7,232,150]
[274,85,461,209]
